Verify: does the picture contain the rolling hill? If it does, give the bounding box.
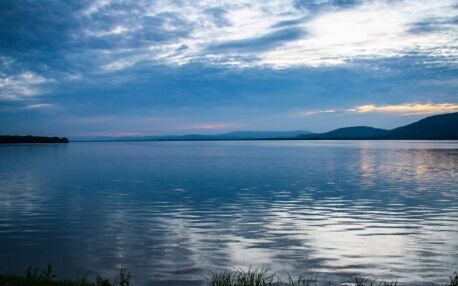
[294,112,458,140]
[71,112,458,142]
[113,130,312,141]
[297,126,388,139]
[382,112,458,139]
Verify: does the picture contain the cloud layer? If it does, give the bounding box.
[0,0,457,136]
[2,0,457,72]
[79,0,458,69]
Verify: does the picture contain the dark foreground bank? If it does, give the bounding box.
[0,135,69,144]
[1,267,457,286]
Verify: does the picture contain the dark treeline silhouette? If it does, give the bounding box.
[0,135,69,144]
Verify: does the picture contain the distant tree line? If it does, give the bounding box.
[0,135,69,144]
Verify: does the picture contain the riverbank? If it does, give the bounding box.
[1,267,456,286]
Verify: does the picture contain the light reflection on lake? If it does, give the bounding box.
[0,141,457,285]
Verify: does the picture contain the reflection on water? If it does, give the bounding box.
[0,141,457,285]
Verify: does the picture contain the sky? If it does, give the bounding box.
[0,0,457,138]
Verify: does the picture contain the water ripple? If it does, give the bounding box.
[0,141,457,285]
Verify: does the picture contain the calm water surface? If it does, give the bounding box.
[0,141,457,285]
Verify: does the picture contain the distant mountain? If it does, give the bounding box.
[294,112,458,140]
[72,112,458,142]
[112,130,312,141]
[297,126,388,139]
[0,135,69,144]
[216,130,312,139]
[382,112,458,139]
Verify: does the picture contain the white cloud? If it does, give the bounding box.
[24,103,54,110]
[82,0,113,16]
[0,56,15,67]
[80,0,458,69]
[187,123,234,130]
[260,0,458,67]
[347,103,458,115]
[84,25,130,37]
[0,72,52,100]
[300,103,458,117]
[301,109,337,116]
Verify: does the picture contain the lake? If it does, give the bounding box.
[0,141,457,285]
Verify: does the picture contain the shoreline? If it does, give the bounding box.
[1,267,456,286]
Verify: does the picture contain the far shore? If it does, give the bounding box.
[0,135,69,144]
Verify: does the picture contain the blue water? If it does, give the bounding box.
[0,141,457,285]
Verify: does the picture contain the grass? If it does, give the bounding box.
[0,266,456,286]
[0,265,130,286]
[447,272,458,286]
[207,268,399,286]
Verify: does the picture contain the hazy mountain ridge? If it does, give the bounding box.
[297,126,389,139]
[294,112,458,140]
[71,112,458,141]
[114,130,312,141]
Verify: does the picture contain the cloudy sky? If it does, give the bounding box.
[1,0,457,137]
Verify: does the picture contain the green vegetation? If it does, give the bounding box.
[0,135,69,144]
[0,265,129,286]
[448,272,458,286]
[1,266,457,286]
[207,268,400,286]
